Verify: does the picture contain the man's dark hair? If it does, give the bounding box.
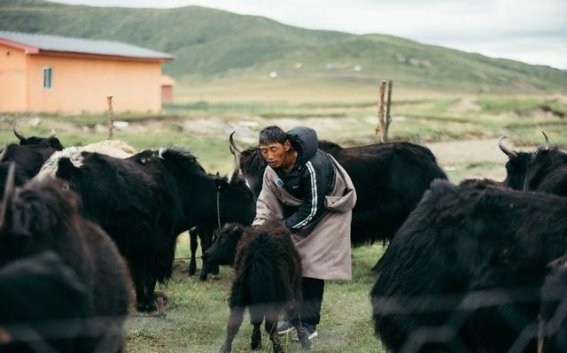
[259,126,288,145]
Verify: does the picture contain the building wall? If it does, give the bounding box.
[0,44,28,111]
[25,54,163,113]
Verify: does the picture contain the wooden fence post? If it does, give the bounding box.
[385,80,393,142]
[375,80,393,143]
[106,96,114,140]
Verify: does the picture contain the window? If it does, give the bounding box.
[43,66,53,89]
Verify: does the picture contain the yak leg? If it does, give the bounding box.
[266,310,285,353]
[290,316,311,350]
[199,226,219,280]
[251,322,262,350]
[134,269,158,313]
[188,228,198,276]
[288,301,312,350]
[220,306,244,353]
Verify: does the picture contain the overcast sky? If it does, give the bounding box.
[49,0,567,70]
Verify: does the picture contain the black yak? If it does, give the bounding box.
[205,222,311,353]
[229,133,447,272]
[0,163,131,353]
[371,180,567,353]
[36,147,256,312]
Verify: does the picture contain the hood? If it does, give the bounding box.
[286,126,318,165]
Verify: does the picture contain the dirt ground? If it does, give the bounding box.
[425,138,510,181]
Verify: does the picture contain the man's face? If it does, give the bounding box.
[259,140,291,169]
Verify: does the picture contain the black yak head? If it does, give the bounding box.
[214,175,256,226]
[13,126,64,151]
[202,223,245,269]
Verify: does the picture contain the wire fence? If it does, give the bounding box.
[2,287,565,353]
[0,316,126,353]
[371,287,566,353]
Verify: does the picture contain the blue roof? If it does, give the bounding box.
[0,31,173,61]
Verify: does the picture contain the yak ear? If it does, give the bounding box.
[0,162,16,230]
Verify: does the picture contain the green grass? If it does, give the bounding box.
[125,238,387,353]
[2,93,565,172]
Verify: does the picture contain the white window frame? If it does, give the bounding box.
[43,66,53,90]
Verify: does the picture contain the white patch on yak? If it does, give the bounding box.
[36,147,84,180]
[81,140,136,159]
[35,140,136,181]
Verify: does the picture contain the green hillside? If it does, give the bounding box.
[1,0,565,94]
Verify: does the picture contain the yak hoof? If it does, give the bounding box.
[136,302,157,313]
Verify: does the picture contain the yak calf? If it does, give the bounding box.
[205,223,311,353]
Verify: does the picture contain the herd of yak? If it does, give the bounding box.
[0,125,565,353]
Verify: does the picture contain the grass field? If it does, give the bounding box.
[126,242,387,353]
[1,91,565,353]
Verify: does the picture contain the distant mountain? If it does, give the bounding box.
[1,0,565,93]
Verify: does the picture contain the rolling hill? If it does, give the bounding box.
[1,0,565,94]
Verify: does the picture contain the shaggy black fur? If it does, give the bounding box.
[371,180,567,353]
[0,177,131,353]
[210,222,311,353]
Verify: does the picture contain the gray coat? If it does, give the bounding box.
[253,155,357,280]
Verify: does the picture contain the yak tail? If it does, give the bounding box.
[245,234,288,322]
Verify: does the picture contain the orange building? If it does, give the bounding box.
[0,31,174,113]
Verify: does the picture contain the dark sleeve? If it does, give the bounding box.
[284,160,328,232]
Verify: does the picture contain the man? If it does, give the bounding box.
[253,125,357,340]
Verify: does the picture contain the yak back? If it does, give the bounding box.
[330,141,446,208]
[377,179,567,285]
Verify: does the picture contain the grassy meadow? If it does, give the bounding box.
[1,88,566,353]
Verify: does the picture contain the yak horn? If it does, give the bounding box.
[541,131,550,150]
[498,136,517,158]
[0,162,16,229]
[229,131,243,155]
[49,128,57,138]
[0,145,7,162]
[12,125,26,142]
[228,132,242,182]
